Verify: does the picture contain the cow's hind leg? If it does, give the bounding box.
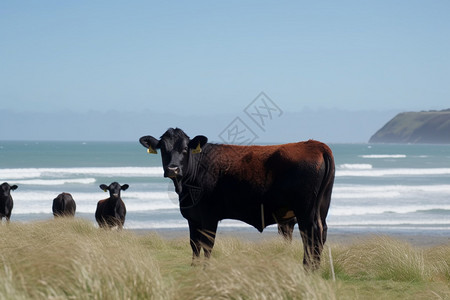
[298,215,324,271]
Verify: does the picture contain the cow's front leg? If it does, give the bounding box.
[188,220,202,264]
[200,220,218,259]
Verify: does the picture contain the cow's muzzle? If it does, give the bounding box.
[165,166,181,178]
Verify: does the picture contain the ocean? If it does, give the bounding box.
[1,141,449,237]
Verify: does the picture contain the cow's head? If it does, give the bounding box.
[0,182,18,198]
[139,128,208,180]
[100,182,129,199]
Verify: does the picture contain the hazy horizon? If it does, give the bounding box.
[0,106,400,143]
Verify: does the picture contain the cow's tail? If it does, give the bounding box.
[315,149,335,245]
[320,150,335,205]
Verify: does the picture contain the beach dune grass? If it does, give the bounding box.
[0,219,171,299]
[0,219,448,299]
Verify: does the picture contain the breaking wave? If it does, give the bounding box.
[339,164,373,170]
[0,167,163,180]
[12,178,96,185]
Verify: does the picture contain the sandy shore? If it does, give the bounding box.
[132,227,449,248]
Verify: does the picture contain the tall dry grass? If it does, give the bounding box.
[0,219,171,299]
[0,219,448,299]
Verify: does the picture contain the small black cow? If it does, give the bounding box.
[0,182,18,223]
[140,128,335,269]
[95,182,128,229]
[52,192,76,217]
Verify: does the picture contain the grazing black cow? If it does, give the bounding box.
[0,182,18,223]
[140,128,335,269]
[52,192,76,217]
[95,182,128,229]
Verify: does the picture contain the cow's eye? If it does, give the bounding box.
[183,147,188,152]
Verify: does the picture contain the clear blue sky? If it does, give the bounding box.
[1,0,449,116]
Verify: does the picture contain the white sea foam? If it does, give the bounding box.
[336,168,450,177]
[360,154,407,158]
[330,204,450,216]
[339,164,373,170]
[329,219,450,226]
[333,184,450,199]
[12,178,96,185]
[0,167,163,180]
[331,226,450,231]
[0,169,42,179]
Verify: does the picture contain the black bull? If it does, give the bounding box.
[140,128,335,269]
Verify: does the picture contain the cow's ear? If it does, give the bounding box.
[139,135,160,154]
[189,135,208,154]
[99,184,108,192]
[121,184,129,191]
[10,185,18,191]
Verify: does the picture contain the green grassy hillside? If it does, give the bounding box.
[0,219,449,299]
[370,109,450,143]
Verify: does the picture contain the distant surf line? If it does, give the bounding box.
[359,154,407,158]
[337,168,450,177]
[0,167,163,180]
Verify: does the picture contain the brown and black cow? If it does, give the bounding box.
[139,128,335,269]
[0,182,18,223]
[52,192,76,217]
[95,182,128,229]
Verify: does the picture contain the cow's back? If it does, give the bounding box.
[266,140,333,183]
[53,193,76,217]
[211,140,332,187]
